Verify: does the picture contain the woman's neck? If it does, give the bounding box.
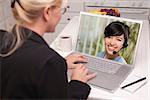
[105,53,119,60]
[22,19,47,36]
[25,24,45,36]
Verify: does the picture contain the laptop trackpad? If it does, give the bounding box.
[88,69,122,92]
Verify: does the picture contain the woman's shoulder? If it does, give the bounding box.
[97,51,105,58]
[24,42,63,62]
[13,36,64,67]
[21,30,62,61]
[115,56,127,64]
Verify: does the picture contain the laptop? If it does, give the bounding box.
[73,12,143,92]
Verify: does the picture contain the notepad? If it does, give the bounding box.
[120,75,147,93]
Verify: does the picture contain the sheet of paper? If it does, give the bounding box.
[120,75,147,93]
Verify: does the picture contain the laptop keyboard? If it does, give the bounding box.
[84,55,122,74]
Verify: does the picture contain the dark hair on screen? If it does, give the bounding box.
[104,21,130,48]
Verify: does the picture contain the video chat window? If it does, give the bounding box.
[76,13,142,64]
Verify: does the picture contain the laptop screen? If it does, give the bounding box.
[75,12,143,65]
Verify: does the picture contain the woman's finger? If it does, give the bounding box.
[86,72,97,80]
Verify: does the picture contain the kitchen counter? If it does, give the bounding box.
[50,16,150,100]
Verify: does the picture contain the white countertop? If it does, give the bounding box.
[50,16,150,100]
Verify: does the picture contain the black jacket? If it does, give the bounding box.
[1,27,91,99]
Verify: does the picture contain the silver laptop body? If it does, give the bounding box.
[74,12,143,92]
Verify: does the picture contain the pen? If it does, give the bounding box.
[121,77,146,89]
[74,61,88,64]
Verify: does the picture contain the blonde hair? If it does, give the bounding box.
[12,0,64,24]
[0,26,23,57]
[0,0,66,57]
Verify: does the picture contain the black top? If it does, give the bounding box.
[1,27,91,99]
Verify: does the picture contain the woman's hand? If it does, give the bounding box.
[71,64,97,83]
[65,53,87,69]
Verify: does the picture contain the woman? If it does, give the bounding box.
[0,0,96,99]
[97,21,130,64]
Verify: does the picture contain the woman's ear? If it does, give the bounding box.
[43,6,51,22]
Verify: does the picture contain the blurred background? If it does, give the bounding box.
[0,0,149,45]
